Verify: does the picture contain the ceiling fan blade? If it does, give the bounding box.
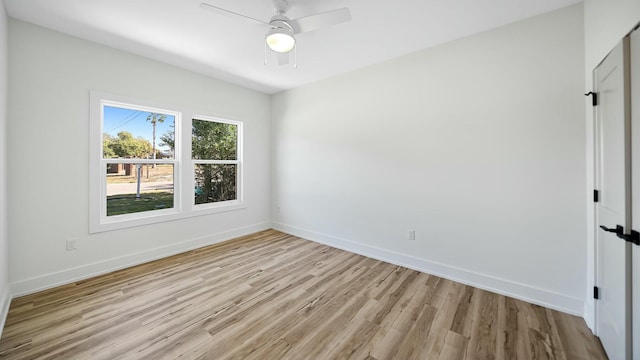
[200,3,270,27]
[277,52,290,66]
[290,7,351,34]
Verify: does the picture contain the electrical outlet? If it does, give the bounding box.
[408,230,416,241]
[66,239,77,251]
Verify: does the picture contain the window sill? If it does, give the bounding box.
[90,201,245,233]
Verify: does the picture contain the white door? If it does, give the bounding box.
[595,37,632,360]
[630,27,640,360]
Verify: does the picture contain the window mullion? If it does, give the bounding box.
[180,111,193,212]
[192,160,238,165]
[102,159,177,164]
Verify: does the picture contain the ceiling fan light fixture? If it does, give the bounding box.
[266,27,296,53]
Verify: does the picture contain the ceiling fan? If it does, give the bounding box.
[200,0,351,65]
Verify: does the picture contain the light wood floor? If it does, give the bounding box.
[0,230,607,360]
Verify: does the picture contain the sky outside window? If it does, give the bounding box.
[103,105,175,155]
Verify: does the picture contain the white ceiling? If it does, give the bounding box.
[4,0,581,94]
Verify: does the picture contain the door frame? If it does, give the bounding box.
[630,24,640,360]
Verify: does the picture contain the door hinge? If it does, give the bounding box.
[600,225,640,245]
[593,189,599,203]
[594,286,599,300]
[585,91,598,106]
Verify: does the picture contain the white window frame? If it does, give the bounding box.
[90,91,244,233]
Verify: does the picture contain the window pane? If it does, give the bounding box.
[194,164,237,204]
[103,105,176,160]
[106,163,174,216]
[192,119,237,160]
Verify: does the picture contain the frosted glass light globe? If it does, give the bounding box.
[266,29,295,53]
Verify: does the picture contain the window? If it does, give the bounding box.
[102,104,178,217]
[192,118,241,206]
[90,92,243,233]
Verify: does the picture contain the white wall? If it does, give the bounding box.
[272,4,586,314]
[0,0,9,338]
[7,19,271,295]
[583,0,640,335]
[584,0,640,71]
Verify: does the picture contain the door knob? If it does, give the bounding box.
[599,225,620,233]
[599,225,640,245]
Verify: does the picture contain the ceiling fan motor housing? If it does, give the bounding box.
[269,15,293,31]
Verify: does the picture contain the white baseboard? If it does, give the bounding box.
[0,283,11,340]
[273,222,585,316]
[584,299,596,333]
[11,222,272,297]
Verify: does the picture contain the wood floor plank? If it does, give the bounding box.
[0,230,608,360]
[438,330,468,360]
[394,303,438,360]
[468,289,500,359]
